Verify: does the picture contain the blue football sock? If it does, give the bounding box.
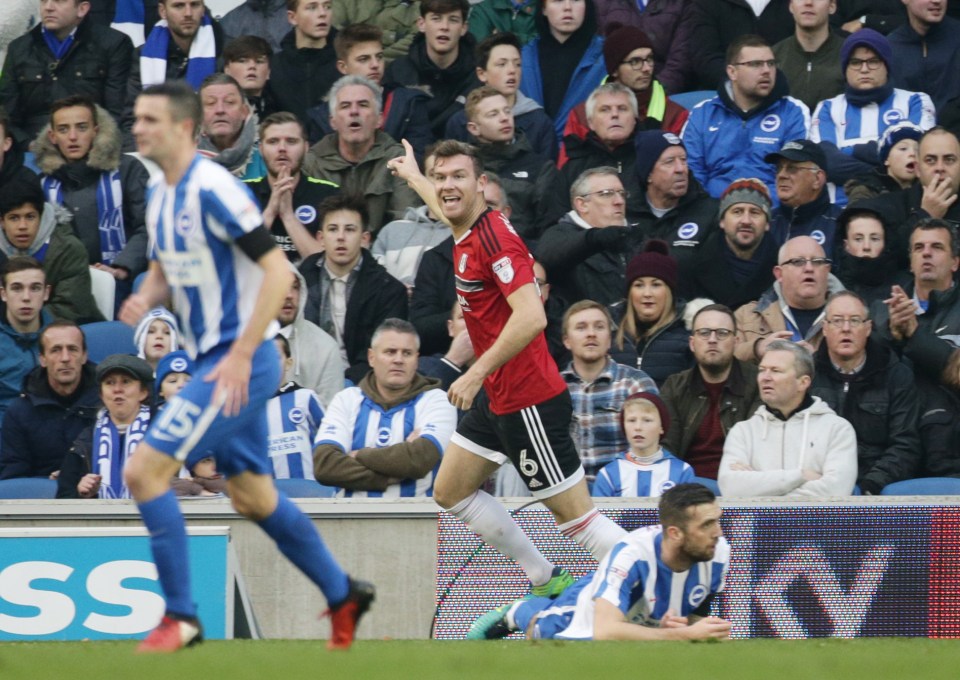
[257,492,350,606]
[138,490,196,619]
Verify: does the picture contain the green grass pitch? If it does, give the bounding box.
[1,639,958,680]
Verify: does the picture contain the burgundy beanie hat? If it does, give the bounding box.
[603,23,654,78]
[621,391,671,435]
[625,239,677,294]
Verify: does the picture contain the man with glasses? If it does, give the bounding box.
[537,167,634,308]
[734,234,844,362]
[811,30,934,189]
[811,291,921,495]
[660,304,760,481]
[765,139,843,253]
[682,34,810,202]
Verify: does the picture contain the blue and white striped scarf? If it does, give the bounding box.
[140,14,216,90]
[94,405,152,499]
[111,0,145,47]
[42,171,126,264]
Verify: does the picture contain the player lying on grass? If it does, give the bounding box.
[467,483,732,641]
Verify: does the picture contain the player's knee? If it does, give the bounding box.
[432,479,463,510]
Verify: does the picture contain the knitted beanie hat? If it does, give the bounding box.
[840,28,893,75]
[603,23,654,78]
[635,130,684,184]
[625,239,677,293]
[718,178,772,221]
[621,391,671,436]
[878,121,923,164]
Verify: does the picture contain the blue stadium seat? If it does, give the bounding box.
[133,271,148,293]
[692,476,720,496]
[0,478,57,499]
[274,478,337,498]
[670,90,715,111]
[880,478,960,495]
[80,321,137,363]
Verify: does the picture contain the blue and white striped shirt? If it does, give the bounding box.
[314,386,457,498]
[146,155,279,358]
[811,88,935,152]
[592,450,695,497]
[537,525,730,640]
[267,383,324,480]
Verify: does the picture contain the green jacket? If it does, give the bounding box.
[303,130,422,237]
[468,0,538,45]
[0,204,104,323]
[333,0,422,61]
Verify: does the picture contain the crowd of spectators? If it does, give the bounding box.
[0,0,959,499]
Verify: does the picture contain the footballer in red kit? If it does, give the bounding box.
[389,139,626,598]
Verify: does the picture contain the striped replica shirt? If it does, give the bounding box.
[535,525,730,640]
[811,89,935,151]
[314,386,457,497]
[591,450,695,497]
[146,155,279,358]
[267,382,324,480]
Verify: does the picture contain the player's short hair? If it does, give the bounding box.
[570,166,620,205]
[585,82,638,122]
[141,81,203,137]
[464,85,508,123]
[911,217,959,257]
[658,483,717,530]
[764,340,814,379]
[824,290,869,319]
[39,320,87,354]
[259,111,305,141]
[328,74,383,118]
[420,0,469,20]
[334,23,384,61]
[371,318,420,350]
[431,139,484,179]
[561,299,613,337]
[222,35,272,64]
[691,303,737,334]
[274,333,291,359]
[475,32,522,71]
[317,194,369,231]
[726,34,770,66]
[1,256,45,288]
[49,94,98,128]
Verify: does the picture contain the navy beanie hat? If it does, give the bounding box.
[635,130,684,185]
[840,29,893,75]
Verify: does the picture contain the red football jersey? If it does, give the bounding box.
[454,209,567,414]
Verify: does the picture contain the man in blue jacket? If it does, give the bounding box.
[682,34,810,203]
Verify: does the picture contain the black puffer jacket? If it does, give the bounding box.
[561,131,644,219]
[610,303,694,386]
[475,133,568,239]
[267,27,341,124]
[383,32,480,139]
[811,340,922,494]
[0,21,133,149]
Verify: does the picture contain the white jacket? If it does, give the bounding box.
[719,396,857,497]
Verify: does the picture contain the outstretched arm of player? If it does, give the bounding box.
[447,282,546,411]
[118,261,171,327]
[205,247,293,416]
[388,139,451,229]
[593,599,731,641]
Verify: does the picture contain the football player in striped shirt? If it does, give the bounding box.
[120,81,372,652]
[592,392,695,497]
[468,483,732,641]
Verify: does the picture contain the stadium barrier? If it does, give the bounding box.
[2,498,959,640]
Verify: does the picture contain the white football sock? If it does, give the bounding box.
[557,509,627,561]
